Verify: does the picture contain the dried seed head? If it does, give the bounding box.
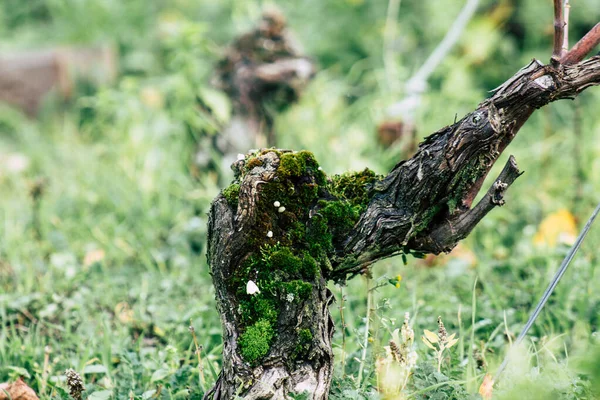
[65,369,85,400]
[389,340,404,363]
[437,316,448,345]
[401,312,414,343]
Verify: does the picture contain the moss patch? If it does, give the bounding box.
[238,319,274,365]
[232,151,381,365]
[330,168,380,211]
[222,183,240,208]
[291,328,314,360]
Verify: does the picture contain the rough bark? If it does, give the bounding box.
[204,34,600,400]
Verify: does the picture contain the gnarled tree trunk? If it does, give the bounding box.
[203,18,600,400]
[195,8,315,176]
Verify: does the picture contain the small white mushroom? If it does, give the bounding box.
[237,153,245,161]
[318,167,323,171]
[273,201,281,207]
[267,231,273,238]
[246,280,260,295]
[278,206,286,213]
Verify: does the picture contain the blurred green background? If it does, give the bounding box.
[0,0,599,398]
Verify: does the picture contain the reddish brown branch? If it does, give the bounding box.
[561,23,600,65]
[563,0,571,54]
[551,0,565,65]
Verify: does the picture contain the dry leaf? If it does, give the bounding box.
[0,377,40,400]
[84,249,105,267]
[114,302,134,324]
[478,374,494,400]
[533,209,577,248]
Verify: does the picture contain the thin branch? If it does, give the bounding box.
[560,23,600,65]
[563,0,571,55]
[551,0,565,65]
[414,156,522,253]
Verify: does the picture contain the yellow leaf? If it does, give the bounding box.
[422,336,436,350]
[447,338,459,348]
[533,209,577,248]
[423,329,439,344]
[478,374,494,400]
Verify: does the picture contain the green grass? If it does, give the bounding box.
[1,0,600,398]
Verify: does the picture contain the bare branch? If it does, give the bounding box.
[333,55,600,280]
[413,156,522,253]
[563,0,571,55]
[560,23,600,65]
[551,0,565,65]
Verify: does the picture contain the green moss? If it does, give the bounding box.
[292,328,313,360]
[280,280,312,301]
[306,215,333,257]
[447,198,459,215]
[278,152,306,178]
[300,253,318,277]
[232,151,378,365]
[269,248,303,274]
[239,297,279,326]
[239,319,274,365]
[222,183,240,208]
[330,168,381,211]
[320,200,361,238]
[245,156,263,171]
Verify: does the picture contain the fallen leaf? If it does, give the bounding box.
[0,377,40,400]
[533,209,577,248]
[478,374,494,400]
[84,249,105,267]
[114,302,134,324]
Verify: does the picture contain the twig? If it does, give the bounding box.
[560,23,600,65]
[356,276,372,388]
[494,201,600,383]
[338,285,347,377]
[551,0,565,65]
[189,321,207,391]
[563,0,571,55]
